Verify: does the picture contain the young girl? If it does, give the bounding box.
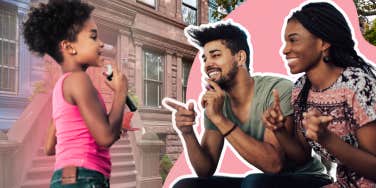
[263,2,376,187]
[23,1,127,187]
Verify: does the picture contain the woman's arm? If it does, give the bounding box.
[272,116,312,165]
[304,109,376,181]
[262,90,311,165]
[318,123,376,181]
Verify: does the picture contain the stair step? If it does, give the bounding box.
[110,144,132,153]
[26,166,54,180]
[115,138,131,145]
[111,153,134,162]
[111,181,137,188]
[31,156,55,167]
[21,178,50,188]
[36,147,46,157]
[112,161,136,173]
[110,170,137,184]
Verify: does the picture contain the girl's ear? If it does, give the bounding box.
[60,40,77,55]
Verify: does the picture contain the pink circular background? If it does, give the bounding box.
[163,0,376,187]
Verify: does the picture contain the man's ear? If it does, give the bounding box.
[236,50,247,67]
[60,40,77,55]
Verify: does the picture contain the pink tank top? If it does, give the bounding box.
[52,72,111,177]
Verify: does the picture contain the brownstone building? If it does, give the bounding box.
[87,0,210,161]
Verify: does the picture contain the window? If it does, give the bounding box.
[0,5,18,93]
[137,0,156,8]
[182,59,192,103]
[182,0,197,25]
[144,50,164,107]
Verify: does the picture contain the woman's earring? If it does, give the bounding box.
[323,56,331,63]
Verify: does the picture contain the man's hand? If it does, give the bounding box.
[201,79,226,124]
[262,89,285,131]
[302,108,333,142]
[163,98,197,134]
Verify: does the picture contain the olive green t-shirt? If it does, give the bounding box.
[204,75,328,177]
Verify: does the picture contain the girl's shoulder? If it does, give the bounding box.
[62,71,96,99]
[64,72,93,87]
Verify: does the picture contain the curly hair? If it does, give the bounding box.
[23,0,94,63]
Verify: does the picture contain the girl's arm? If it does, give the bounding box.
[44,119,57,156]
[64,68,127,148]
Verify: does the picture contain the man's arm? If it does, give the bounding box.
[212,117,284,173]
[181,129,224,177]
[164,99,224,177]
[203,80,286,173]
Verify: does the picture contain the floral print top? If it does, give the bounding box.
[292,67,376,188]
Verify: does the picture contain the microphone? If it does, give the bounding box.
[105,64,137,112]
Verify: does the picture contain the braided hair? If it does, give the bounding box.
[289,2,376,112]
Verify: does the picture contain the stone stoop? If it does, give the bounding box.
[20,135,137,188]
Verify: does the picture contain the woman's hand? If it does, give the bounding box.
[262,90,286,131]
[302,108,333,142]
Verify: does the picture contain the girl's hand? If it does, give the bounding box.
[103,60,128,95]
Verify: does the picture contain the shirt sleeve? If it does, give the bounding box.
[351,72,376,127]
[274,79,294,116]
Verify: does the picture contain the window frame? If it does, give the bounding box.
[0,3,19,95]
[137,0,157,8]
[143,49,165,107]
[181,58,192,103]
[181,0,198,25]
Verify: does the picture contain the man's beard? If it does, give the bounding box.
[216,61,238,91]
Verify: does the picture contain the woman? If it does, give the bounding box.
[263,2,376,187]
[23,0,127,187]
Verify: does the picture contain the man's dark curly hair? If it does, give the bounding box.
[23,0,94,64]
[185,22,251,72]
